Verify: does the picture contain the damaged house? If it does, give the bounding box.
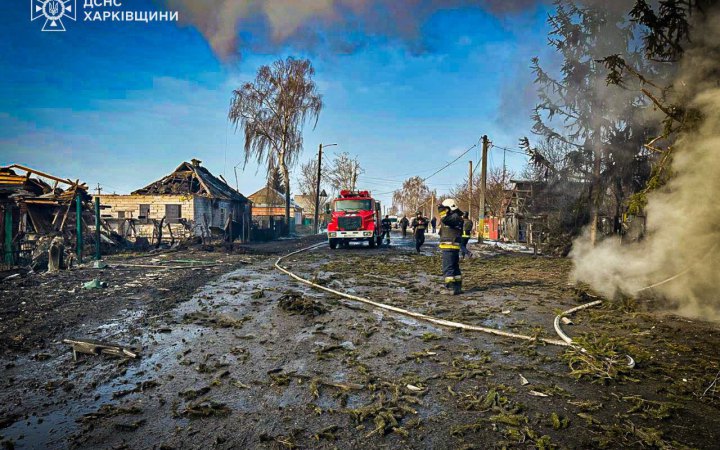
[0,164,96,269]
[501,179,586,245]
[98,159,251,244]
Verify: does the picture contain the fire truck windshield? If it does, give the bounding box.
[334,199,372,212]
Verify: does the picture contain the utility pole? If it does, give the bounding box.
[478,135,489,243]
[315,143,337,234]
[430,190,435,220]
[314,144,323,235]
[468,160,473,220]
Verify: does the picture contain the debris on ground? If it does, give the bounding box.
[62,338,139,360]
[82,279,108,289]
[278,292,328,316]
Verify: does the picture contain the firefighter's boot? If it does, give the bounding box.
[452,281,462,295]
[452,275,462,295]
[444,277,455,292]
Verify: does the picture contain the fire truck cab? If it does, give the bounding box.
[325,190,381,249]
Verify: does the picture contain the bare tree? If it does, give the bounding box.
[297,156,327,220]
[393,176,431,216]
[326,152,363,194]
[229,57,323,235]
[520,137,576,182]
[450,167,514,219]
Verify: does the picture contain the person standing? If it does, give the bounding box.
[438,199,464,295]
[399,215,410,238]
[411,212,428,253]
[430,216,437,234]
[461,211,473,259]
[380,215,392,245]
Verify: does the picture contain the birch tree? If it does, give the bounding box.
[229,57,323,235]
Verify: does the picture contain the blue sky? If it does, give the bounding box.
[0,0,555,206]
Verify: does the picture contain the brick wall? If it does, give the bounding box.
[98,194,195,241]
[97,194,195,220]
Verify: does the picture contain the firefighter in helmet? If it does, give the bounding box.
[438,198,464,295]
[411,211,429,253]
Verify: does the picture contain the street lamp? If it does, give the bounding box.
[315,143,337,234]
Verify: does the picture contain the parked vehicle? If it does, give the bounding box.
[325,190,381,248]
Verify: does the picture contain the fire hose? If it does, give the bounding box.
[274,241,605,349]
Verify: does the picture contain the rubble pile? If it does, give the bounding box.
[0,164,124,271]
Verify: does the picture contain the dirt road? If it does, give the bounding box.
[1,232,719,449]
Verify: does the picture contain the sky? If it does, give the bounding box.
[0,0,555,207]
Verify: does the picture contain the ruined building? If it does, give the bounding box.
[98,160,251,244]
[0,164,95,269]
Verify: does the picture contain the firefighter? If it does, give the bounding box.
[399,215,410,238]
[438,199,464,295]
[411,211,428,253]
[430,216,437,234]
[380,215,392,245]
[461,211,474,259]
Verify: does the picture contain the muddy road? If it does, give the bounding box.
[1,232,719,449]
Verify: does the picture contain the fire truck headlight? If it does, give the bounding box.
[329,232,337,237]
[363,232,371,236]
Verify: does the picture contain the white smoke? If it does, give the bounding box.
[571,9,720,321]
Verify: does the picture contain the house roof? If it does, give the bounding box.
[293,194,315,211]
[249,186,302,210]
[132,160,247,202]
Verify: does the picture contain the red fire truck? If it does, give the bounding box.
[325,190,381,249]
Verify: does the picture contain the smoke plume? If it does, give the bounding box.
[162,0,542,59]
[571,9,720,321]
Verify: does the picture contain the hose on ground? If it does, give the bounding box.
[275,241,577,347]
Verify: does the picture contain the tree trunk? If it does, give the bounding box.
[588,146,602,246]
[282,164,291,237]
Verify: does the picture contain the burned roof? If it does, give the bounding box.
[0,165,90,201]
[132,160,247,202]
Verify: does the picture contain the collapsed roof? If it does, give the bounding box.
[132,159,247,202]
[0,164,90,202]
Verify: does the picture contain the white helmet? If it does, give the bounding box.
[441,198,459,211]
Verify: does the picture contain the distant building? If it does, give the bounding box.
[98,159,251,243]
[248,186,303,236]
[293,194,315,226]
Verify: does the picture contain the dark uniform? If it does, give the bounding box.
[411,214,428,253]
[430,216,437,234]
[399,216,410,238]
[461,213,473,258]
[439,206,464,295]
[380,216,392,245]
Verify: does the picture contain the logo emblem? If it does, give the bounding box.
[31,0,76,31]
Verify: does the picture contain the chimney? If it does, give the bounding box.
[191,158,202,167]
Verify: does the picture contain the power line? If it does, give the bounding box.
[422,143,478,183]
[490,143,527,156]
[372,142,479,196]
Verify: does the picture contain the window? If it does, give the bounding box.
[139,204,150,223]
[220,208,226,226]
[334,200,372,212]
[117,211,125,219]
[165,204,181,223]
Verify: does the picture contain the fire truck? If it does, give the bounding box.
[325,190,382,249]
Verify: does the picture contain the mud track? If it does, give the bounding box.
[1,232,719,449]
